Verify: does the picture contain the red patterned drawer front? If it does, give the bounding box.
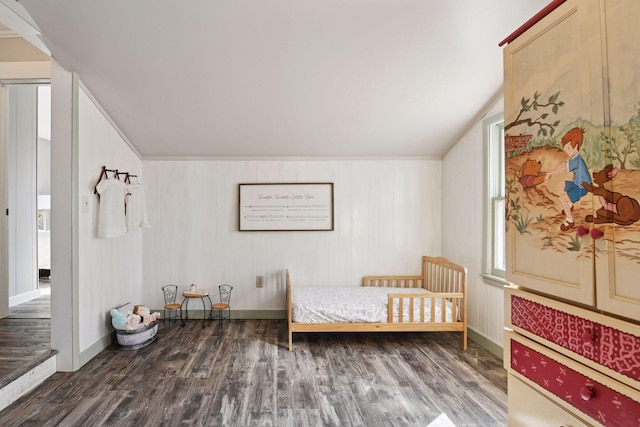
[511,295,640,382]
[511,340,640,426]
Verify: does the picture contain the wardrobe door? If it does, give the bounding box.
[503,0,603,304]
[593,0,640,322]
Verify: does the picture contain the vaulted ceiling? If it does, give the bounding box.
[17,0,549,158]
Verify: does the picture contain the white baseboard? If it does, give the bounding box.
[467,328,503,360]
[170,309,286,320]
[79,332,114,368]
[9,289,42,307]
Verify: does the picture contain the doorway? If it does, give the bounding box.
[5,83,51,312]
[0,82,52,390]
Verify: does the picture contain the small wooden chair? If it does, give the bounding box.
[211,284,233,324]
[162,285,182,327]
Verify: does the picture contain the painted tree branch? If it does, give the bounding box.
[505,92,564,137]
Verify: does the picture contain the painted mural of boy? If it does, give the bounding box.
[544,127,592,231]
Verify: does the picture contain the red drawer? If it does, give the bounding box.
[510,339,640,426]
[509,293,640,384]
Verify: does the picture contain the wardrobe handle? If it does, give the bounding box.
[582,330,595,344]
[580,385,594,401]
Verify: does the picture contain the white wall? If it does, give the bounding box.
[37,137,50,195]
[142,159,441,313]
[77,86,143,354]
[51,63,143,370]
[0,83,6,318]
[442,98,505,349]
[6,85,38,304]
[50,61,75,370]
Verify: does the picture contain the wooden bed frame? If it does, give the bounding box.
[286,256,467,351]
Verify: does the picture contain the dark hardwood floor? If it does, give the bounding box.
[0,319,507,426]
[6,292,50,319]
[0,284,53,389]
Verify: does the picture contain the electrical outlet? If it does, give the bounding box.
[256,275,264,288]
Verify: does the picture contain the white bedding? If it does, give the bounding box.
[291,286,452,323]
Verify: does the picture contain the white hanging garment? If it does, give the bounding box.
[96,179,127,238]
[126,183,151,232]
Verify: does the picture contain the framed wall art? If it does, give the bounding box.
[238,183,334,231]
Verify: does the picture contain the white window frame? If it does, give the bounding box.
[482,113,508,287]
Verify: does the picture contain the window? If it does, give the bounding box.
[483,113,506,285]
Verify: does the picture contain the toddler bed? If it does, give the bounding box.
[286,256,467,351]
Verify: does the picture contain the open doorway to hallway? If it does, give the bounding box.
[5,83,51,315]
[0,82,52,393]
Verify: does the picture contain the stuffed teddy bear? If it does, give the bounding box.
[123,313,142,330]
[110,308,127,330]
[133,305,160,325]
[143,311,160,325]
[134,305,150,317]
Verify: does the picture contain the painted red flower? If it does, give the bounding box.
[576,225,590,237]
[590,227,604,240]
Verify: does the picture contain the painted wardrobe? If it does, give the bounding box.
[501,0,640,425]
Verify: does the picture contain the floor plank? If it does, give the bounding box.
[0,286,52,389]
[0,318,53,388]
[6,294,50,319]
[0,320,507,426]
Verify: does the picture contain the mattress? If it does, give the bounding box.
[291,286,452,323]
